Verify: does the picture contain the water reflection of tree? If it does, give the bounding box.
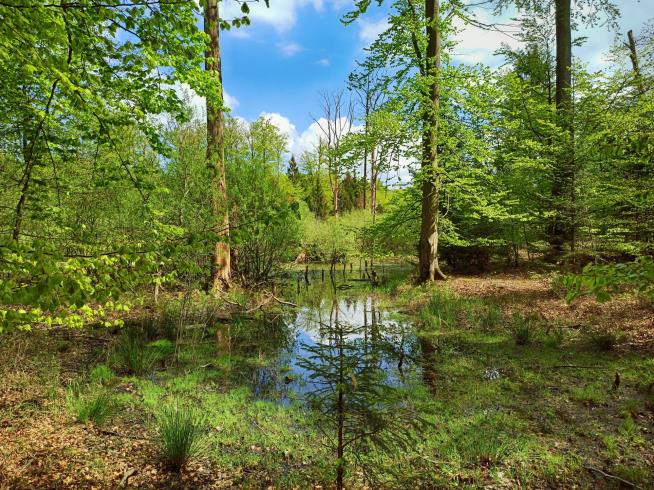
[298,299,424,489]
[222,313,297,398]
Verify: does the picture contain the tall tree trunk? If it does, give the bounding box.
[332,170,340,215]
[626,30,645,95]
[205,0,231,291]
[419,0,446,282]
[370,146,377,213]
[550,0,575,254]
[363,95,369,210]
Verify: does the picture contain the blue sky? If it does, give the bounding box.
[212,0,651,156]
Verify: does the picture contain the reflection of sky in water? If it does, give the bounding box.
[250,295,420,404]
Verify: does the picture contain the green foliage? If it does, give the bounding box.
[225,117,301,283]
[299,208,373,261]
[89,364,115,386]
[297,309,426,488]
[111,333,160,375]
[67,381,118,425]
[0,240,155,332]
[155,400,206,473]
[420,289,462,330]
[511,313,538,346]
[562,257,654,303]
[147,339,175,358]
[544,328,566,349]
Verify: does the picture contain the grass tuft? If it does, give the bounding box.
[111,333,160,375]
[511,313,537,346]
[89,364,115,385]
[155,400,206,472]
[67,381,118,425]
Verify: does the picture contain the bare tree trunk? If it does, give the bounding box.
[370,146,377,213]
[419,0,446,282]
[626,30,645,95]
[205,0,231,291]
[332,169,340,215]
[549,0,575,254]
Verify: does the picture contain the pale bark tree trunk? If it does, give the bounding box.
[419,0,446,282]
[362,100,368,210]
[205,0,231,291]
[332,171,340,215]
[626,30,645,95]
[550,0,575,254]
[370,146,377,213]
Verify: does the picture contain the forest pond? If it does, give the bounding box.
[220,263,432,405]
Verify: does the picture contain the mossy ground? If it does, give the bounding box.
[1,271,652,489]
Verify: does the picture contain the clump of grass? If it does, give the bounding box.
[544,327,566,348]
[589,331,620,351]
[155,400,206,472]
[111,333,160,375]
[67,381,118,425]
[421,289,462,330]
[570,384,605,405]
[475,304,502,331]
[511,313,538,346]
[147,339,175,358]
[89,364,115,385]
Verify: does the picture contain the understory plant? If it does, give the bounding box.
[111,333,160,375]
[155,399,206,472]
[67,380,119,425]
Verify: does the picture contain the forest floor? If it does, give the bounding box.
[0,268,653,489]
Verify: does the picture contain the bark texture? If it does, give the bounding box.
[205,0,231,291]
[419,0,446,282]
[550,0,575,253]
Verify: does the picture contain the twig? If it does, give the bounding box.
[549,365,609,369]
[96,428,150,441]
[251,418,269,435]
[266,292,297,308]
[120,468,137,488]
[585,466,640,488]
[219,295,241,307]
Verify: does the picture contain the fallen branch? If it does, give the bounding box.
[266,291,297,308]
[585,465,640,489]
[548,365,609,370]
[220,296,241,307]
[96,428,150,441]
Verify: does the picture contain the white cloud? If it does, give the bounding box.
[451,9,522,66]
[222,0,325,33]
[278,41,304,57]
[259,112,300,152]
[316,57,330,66]
[257,112,364,156]
[357,17,389,46]
[172,82,239,121]
[223,91,240,110]
[226,29,251,39]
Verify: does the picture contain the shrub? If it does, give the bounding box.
[155,401,206,472]
[67,382,118,425]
